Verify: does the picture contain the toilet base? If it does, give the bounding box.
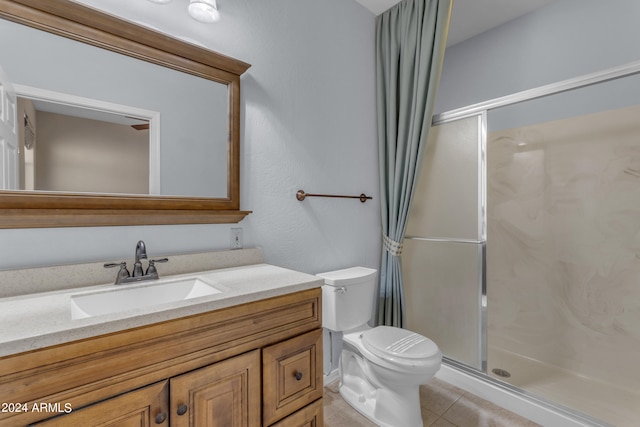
[339,349,424,427]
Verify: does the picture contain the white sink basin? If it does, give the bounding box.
[71,277,222,319]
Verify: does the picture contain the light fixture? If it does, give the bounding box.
[188,0,220,23]
[146,0,220,23]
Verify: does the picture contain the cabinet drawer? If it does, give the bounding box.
[269,399,323,427]
[262,329,323,425]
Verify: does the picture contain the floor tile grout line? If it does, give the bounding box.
[422,386,465,427]
[438,393,465,426]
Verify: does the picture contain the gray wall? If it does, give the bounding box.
[435,0,640,114]
[0,0,381,276]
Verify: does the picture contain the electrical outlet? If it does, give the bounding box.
[230,227,243,249]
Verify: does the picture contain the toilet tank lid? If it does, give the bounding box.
[316,266,377,286]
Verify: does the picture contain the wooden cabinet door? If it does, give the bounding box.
[170,350,261,427]
[262,329,323,426]
[33,381,169,427]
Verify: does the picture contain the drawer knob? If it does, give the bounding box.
[154,412,167,424]
[177,404,188,416]
[295,371,303,381]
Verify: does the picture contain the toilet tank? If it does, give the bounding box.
[317,267,377,332]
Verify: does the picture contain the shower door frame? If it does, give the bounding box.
[434,59,640,124]
[422,58,640,426]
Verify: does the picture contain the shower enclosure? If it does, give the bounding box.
[403,62,640,427]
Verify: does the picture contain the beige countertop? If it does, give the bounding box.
[0,263,323,358]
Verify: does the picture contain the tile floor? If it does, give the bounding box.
[324,378,542,427]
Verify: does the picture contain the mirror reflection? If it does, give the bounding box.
[17,97,151,195]
[0,15,228,198]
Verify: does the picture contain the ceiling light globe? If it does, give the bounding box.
[188,0,220,23]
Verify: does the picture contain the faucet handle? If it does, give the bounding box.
[104,262,131,284]
[104,261,127,269]
[145,258,169,278]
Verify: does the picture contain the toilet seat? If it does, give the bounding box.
[361,326,440,371]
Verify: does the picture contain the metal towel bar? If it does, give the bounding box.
[296,189,372,203]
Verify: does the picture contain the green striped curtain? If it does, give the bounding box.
[376,0,452,327]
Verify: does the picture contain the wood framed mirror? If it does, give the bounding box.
[0,0,251,228]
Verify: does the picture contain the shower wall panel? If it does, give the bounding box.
[487,104,640,392]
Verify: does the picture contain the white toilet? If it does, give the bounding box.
[318,267,441,427]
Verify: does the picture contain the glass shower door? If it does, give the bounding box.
[402,113,486,370]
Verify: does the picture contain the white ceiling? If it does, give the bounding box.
[355,0,555,46]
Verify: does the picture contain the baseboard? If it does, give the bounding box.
[323,369,340,386]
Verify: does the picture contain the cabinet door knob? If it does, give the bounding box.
[154,412,167,424]
[295,371,303,381]
[177,404,188,416]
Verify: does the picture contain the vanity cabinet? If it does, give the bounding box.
[0,288,322,426]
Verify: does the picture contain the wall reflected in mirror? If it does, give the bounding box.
[17,97,151,195]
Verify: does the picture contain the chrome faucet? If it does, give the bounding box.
[104,240,168,284]
[133,240,148,277]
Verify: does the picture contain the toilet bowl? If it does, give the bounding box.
[317,267,442,427]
